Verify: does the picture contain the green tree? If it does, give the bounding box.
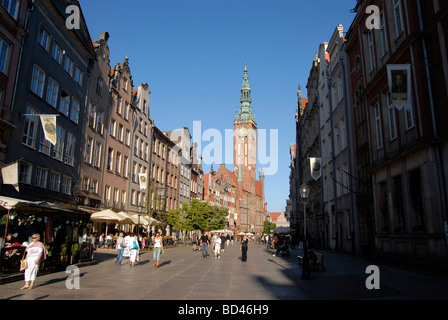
[264,220,276,235]
[186,199,210,231]
[165,199,228,233]
[208,205,228,231]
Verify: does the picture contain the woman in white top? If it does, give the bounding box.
[214,234,222,259]
[21,233,47,290]
[128,233,139,267]
[152,232,164,268]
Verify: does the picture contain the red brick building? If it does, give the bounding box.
[232,63,267,233]
[203,64,267,233]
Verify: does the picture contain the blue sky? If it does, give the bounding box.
[79,0,356,212]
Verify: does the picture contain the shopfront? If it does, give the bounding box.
[0,196,94,280]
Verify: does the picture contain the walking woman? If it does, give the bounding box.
[152,231,164,268]
[115,232,126,266]
[129,233,139,267]
[20,233,47,290]
[240,235,249,262]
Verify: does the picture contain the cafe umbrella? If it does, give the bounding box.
[273,226,291,234]
[90,209,135,236]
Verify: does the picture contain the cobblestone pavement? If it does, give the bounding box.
[1,241,447,301]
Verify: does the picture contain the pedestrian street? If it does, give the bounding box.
[1,241,448,302]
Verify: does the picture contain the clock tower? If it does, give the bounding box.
[234,62,257,193]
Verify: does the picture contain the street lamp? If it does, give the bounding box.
[300,183,311,280]
[137,202,143,238]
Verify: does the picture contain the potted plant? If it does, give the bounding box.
[70,243,80,264]
[43,244,54,271]
[60,236,70,265]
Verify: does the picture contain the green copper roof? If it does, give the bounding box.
[236,62,256,124]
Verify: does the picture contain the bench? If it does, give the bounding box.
[297,251,325,271]
[275,244,290,256]
[311,252,325,271]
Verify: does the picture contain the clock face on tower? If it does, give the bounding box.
[237,125,248,137]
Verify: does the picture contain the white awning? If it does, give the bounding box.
[0,195,38,210]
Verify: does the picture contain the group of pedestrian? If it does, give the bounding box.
[114,232,139,266]
[18,228,249,290]
[197,231,249,262]
[114,231,164,268]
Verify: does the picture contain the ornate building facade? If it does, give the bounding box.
[233,63,266,233]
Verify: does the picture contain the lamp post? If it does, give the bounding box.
[300,183,311,280]
[137,202,142,238]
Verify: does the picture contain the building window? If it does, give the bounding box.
[91,179,98,193]
[373,103,383,149]
[405,104,415,130]
[131,190,136,206]
[19,161,32,184]
[107,147,113,171]
[393,0,404,37]
[61,176,72,195]
[96,110,104,135]
[37,26,50,51]
[38,132,51,155]
[34,167,48,188]
[387,92,397,140]
[2,0,19,20]
[49,171,61,192]
[380,11,388,56]
[81,176,89,191]
[30,64,45,97]
[144,142,148,161]
[65,132,75,166]
[115,152,121,174]
[85,137,93,163]
[59,90,70,116]
[93,141,102,168]
[63,55,73,75]
[113,188,119,208]
[88,103,96,128]
[117,124,123,142]
[116,96,122,114]
[51,42,63,64]
[125,129,131,146]
[53,125,65,161]
[70,98,80,123]
[97,78,103,95]
[123,156,128,178]
[22,106,38,148]
[367,30,376,72]
[46,77,59,108]
[104,185,111,206]
[74,66,83,86]
[110,119,116,137]
[0,38,10,75]
[124,102,129,120]
[121,190,126,208]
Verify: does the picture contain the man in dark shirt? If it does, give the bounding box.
[201,231,209,258]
